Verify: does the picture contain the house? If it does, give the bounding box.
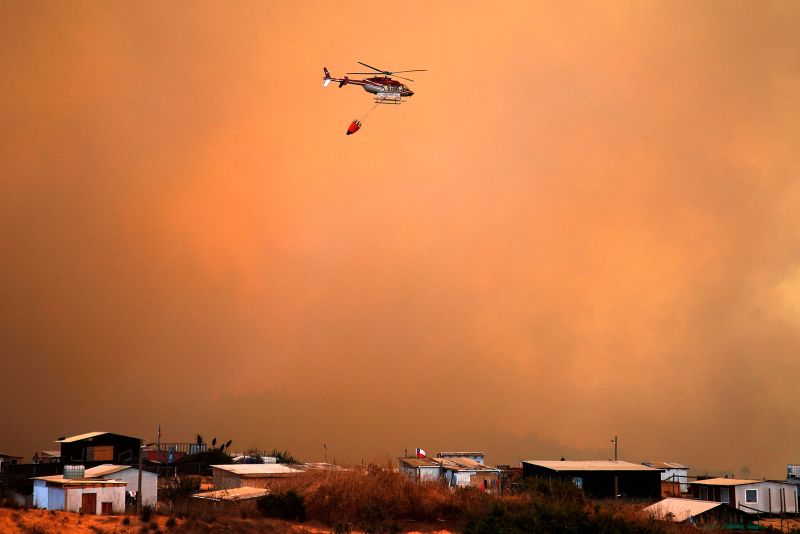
[399,458,443,483]
[211,463,303,490]
[644,497,753,527]
[84,464,157,508]
[522,460,662,500]
[57,432,142,466]
[399,456,501,492]
[432,457,501,492]
[32,470,126,514]
[689,478,799,514]
[0,452,23,472]
[642,461,690,495]
[437,451,485,464]
[32,450,61,464]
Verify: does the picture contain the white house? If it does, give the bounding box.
[690,478,799,514]
[84,464,158,508]
[32,475,126,514]
[642,461,690,494]
[211,463,304,489]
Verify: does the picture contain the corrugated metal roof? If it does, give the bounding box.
[523,460,661,472]
[399,458,440,468]
[193,486,270,502]
[32,475,127,486]
[431,457,499,472]
[689,478,761,486]
[84,464,131,477]
[211,464,303,476]
[55,432,108,443]
[438,452,485,457]
[643,461,689,470]
[643,498,722,522]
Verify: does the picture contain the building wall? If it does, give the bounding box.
[60,434,141,466]
[212,468,292,490]
[660,468,689,494]
[33,480,48,509]
[733,483,798,514]
[97,469,157,508]
[48,486,64,510]
[523,464,661,500]
[399,464,441,483]
[64,486,125,514]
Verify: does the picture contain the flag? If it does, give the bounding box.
[416,448,426,458]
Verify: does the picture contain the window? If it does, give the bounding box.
[745,489,758,503]
[720,487,730,503]
[699,486,708,500]
[571,477,583,489]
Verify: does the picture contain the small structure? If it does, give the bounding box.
[32,450,61,464]
[437,451,486,464]
[642,461,690,495]
[193,486,270,503]
[211,463,303,490]
[644,497,753,527]
[32,472,126,514]
[522,460,662,500]
[433,457,501,492]
[56,432,142,466]
[689,478,799,514]
[399,456,501,492]
[0,453,23,472]
[399,458,443,483]
[84,464,158,508]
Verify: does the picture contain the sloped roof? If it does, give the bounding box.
[32,475,126,486]
[643,498,723,522]
[193,486,270,501]
[211,464,303,476]
[399,458,440,468]
[431,457,499,472]
[690,478,761,486]
[55,431,140,443]
[55,432,108,443]
[84,464,132,477]
[643,461,689,470]
[523,460,660,472]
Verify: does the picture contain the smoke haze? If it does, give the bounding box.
[1,1,799,477]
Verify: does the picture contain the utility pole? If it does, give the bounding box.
[611,435,619,498]
[137,445,144,513]
[611,436,618,461]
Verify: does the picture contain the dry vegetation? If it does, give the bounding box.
[2,470,766,533]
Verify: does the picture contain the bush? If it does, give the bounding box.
[139,506,153,523]
[257,491,306,522]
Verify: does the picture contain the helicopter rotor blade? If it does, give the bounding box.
[389,69,427,73]
[393,75,416,82]
[357,61,387,73]
[346,72,384,75]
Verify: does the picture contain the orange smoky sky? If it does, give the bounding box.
[1,1,799,477]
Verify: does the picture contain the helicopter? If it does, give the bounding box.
[323,61,426,104]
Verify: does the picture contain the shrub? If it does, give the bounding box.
[139,506,153,523]
[257,490,306,522]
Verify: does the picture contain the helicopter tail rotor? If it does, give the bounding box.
[323,67,332,87]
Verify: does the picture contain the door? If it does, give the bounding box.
[101,502,112,515]
[81,493,97,514]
